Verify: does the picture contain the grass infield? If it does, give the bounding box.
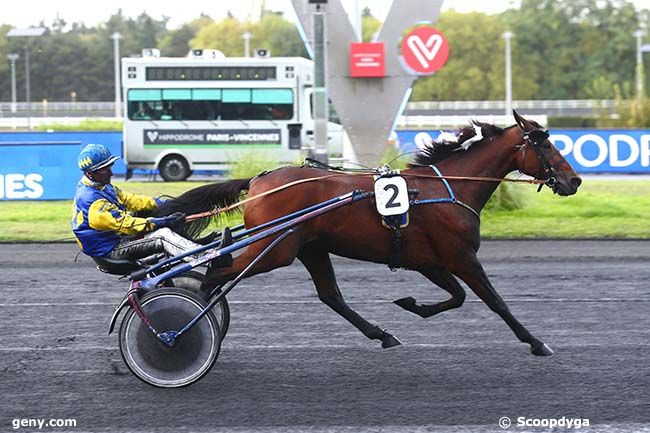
[0,179,648,242]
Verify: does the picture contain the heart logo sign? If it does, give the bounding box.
[401,26,450,75]
[146,131,159,142]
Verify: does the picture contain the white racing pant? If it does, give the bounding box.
[109,228,203,263]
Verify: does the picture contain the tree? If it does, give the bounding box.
[410,11,539,101]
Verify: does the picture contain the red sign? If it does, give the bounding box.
[349,42,385,78]
[401,26,450,75]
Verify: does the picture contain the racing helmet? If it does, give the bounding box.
[78,143,119,173]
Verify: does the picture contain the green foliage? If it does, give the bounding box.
[484,182,526,212]
[190,13,307,58]
[226,150,285,179]
[0,2,649,102]
[481,181,650,238]
[380,147,409,170]
[34,119,123,131]
[2,180,649,241]
[597,83,650,128]
[362,12,381,42]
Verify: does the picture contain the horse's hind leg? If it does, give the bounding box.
[298,245,401,349]
[394,268,466,318]
[452,253,553,357]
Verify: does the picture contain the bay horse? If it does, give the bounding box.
[155,111,581,356]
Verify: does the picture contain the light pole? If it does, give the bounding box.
[310,0,329,164]
[352,0,361,42]
[6,53,19,114]
[242,32,252,57]
[635,29,643,99]
[503,31,513,116]
[7,27,46,130]
[110,32,122,118]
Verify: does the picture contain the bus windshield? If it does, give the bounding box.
[127,88,294,121]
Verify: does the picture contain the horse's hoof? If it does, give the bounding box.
[393,297,416,309]
[381,331,402,349]
[531,343,554,356]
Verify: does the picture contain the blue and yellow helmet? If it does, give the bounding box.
[78,143,119,173]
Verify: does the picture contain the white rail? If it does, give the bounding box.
[0,115,547,130]
[0,117,119,129]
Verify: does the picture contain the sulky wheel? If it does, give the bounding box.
[119,288,221,388]
[166,271,230,337]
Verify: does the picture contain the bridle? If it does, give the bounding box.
[519,128,562,192]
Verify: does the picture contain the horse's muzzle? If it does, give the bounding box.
[553,176,582,196]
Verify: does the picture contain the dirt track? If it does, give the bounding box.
[1,240,649,432]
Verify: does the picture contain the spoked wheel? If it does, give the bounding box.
[166,271,230,337]
[119,288,221,388]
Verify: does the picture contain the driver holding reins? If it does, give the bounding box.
[71,143,209,262]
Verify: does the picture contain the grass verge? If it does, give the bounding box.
[0,179,648,242]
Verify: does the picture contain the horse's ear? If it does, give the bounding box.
[513,110,535,131]
[513,110,526,130]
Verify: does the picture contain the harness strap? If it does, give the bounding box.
[410,165,481,220]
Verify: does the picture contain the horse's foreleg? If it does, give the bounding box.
[394,268,466,318]
[452,254,553,356]
[298,246,401,349]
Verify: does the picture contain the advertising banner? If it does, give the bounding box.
[0,141,80,200]
[143,129,281,146]
[396,129,650,173]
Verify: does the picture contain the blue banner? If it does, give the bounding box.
[0,141,79,200]
[0,132,122,200]
[396,129,650,173]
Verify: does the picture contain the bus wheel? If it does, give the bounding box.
[159,155,191,182]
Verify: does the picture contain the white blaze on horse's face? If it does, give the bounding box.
[512,110,582,196]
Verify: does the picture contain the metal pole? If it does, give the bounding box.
[111,32,122,118]
[353,0,361,42]
[7,54,19,113]
[503,31,513,116]
[24,43,31,130]
[312,4,329,164]
[242,32,251,57]
[635,29,644,99]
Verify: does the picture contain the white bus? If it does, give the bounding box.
[121,49,344,181]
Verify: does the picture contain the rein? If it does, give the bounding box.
[184,174,340,222]
[184,169,545,222]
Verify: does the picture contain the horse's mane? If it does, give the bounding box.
[150,178,250,239]
[409,121,509,167]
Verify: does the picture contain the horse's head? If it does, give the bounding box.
[512,110,581,196]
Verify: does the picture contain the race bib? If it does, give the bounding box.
[374,176,409,216]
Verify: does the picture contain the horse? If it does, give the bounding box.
[154,111,581,356]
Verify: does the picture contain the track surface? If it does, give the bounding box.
[1,241,649,433]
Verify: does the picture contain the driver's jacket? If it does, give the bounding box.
[71,177,160,256]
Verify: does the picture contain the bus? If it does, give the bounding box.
[121,49,344,181]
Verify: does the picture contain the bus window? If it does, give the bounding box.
[128,88,293,121]
[127,89,161,120]
[252,89,293,120]
[309,93,341,125]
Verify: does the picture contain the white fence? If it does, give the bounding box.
[0,114,548,130]
[0,116,118,129]
[406,99,616,111]
[0,99,616,119]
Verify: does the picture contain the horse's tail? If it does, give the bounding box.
[152,178,251,239]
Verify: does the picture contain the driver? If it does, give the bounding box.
[71,143,209,262]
